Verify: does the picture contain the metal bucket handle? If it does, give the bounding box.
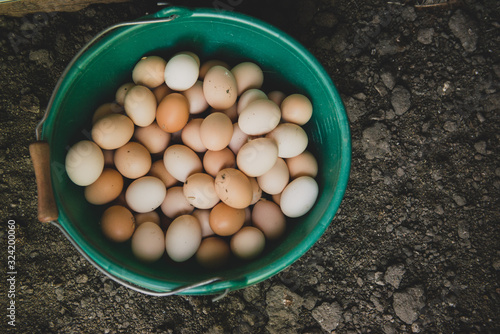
[30,9,229,299]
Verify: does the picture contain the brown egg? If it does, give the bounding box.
[152,84,172,103]
[200,112,233,151]
[114,142,152,179]
[134,211,161,226]
[203,148,236,177]
[183,173,220,209]
[181,118,207,153]
[131,221,165,263]
[148,160,178,188]
[102,149,115,167]
[203,65,238,110]
[182,80,209,114]
[285,150,318,179]
[248,177,262,205]
[231,62,264,95]
[84,168,124,205]
[230,226,266,260]
[195,236,231,269]
[156,93,190,133]
[214,168,253,209]
[252,199,286,240]
[100,205,136,242]
[199,59,230,79]
[280,94,313,125]
[216,103,238,122]
[267,90,286,106]
[209,202,245,236]
[134,121,171,154]
[160,186,194,219]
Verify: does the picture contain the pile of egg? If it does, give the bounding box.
[64,52,319,269]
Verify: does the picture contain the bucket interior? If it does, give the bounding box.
[41,7,351,294]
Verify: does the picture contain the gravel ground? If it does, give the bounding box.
[1,0,499,333]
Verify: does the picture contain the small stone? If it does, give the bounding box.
[29,49,53,68]
[443,121,458,132]
[448,10,478,52]
[311,302,343,332]
[384,264,406,289]
[457,222,470,239]
[474,141,487,154]
[435,205,444,215]
[393,286,426,324]
[76,274,88,284]
[492,260,500,271]
[344,96,367,123]
[375,271,385,286]
[396,168,405,177]
[381,72,396,90]
[391,86,411,115]
[417,28,434,45]
[452,194,467,206]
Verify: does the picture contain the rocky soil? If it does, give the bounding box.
[1,0,499,333]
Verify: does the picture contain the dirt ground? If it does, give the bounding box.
[1,0,499,333]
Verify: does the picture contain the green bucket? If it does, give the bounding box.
[37,6,351,296]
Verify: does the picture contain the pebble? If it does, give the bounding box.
[391,86,411,115]
[362,122,391,160]
[311,302,343,332]
[417,28,434,45]
[265,284,303,334]
[75,274,88,284]
[443,121,458,132]
[474,141,487,154]
[452,194,467,206]
[29,49,53,68]
[448,10,478,52]
[392,286,426,324]
[344,96,367,123]
[384,264,406,289]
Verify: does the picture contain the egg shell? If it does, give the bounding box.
[183,173,220,209]
[236,138,278,177]
[280,93,313,125]
[199,59,230,79]
[124,84,157,127]
[131,222,165,262]
[148,160,178,188]
[231,62,264,95]
[249,177,262,205]
[165,215,202,262]
[266,123,309,158]
[115,82,135,105]
[252,199,286,240]
[152,84,172,103]
[236,88,268,115]
[272,193,281,206]
[214,168,253,209]
[238,99,281,135]
[230,226,266,260]
[65,140,104,186]
[91,113,134,150]
[203,65,238,110]
[134,121,171,154]
[203,147,236,177]
[209,202,245,236]
[195,237,231,269]
[286,150,318,179]
[192,209,215,238]
[164,53,199,91]
[92,102,124,123]
[181,118,207,153]
[160,186,194,219]
[267,90,286,106]
[182,80,209,114]
[280,176,319,218]
[100,205,136,242]
[84,168,124,205]
[228,123,249,155]
[163,144,203,183]
[132,56,167,89]
[102,149,115,167]
[156,93,190,133]
[176,51,200,66]
[257,158,289,195]
[125,176,167,213]
[114,142,152,179]
[200,112,233,151]
[134,211,161,226]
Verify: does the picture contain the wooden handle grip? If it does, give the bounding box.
[29,141,59,223]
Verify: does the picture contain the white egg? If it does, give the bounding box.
[65,140,104,186]
[164,53,199,91]
[125,176,167,213]
[165,215,202,262]
[280,176,318,218]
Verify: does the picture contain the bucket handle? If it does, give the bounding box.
[31,10,229,298]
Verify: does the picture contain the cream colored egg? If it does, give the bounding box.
[92,102,124,123]
[148,160,178,188]
[115,82,135,105]
[160,186,194,218]
[163,145,203,182]
[249,177,262,205]
[238,99,281,135]
[131,222,165,262]
[214,168,253,209]
[165,215,202,262]
[91,113,134,150]
[252,199,286,240]
[237,89,268,115]
[228,123,249,155]
[266,123,308,158]
[114,142,152,179]
[182,80,209,114]
[164,53,199,91]
[152,84,172,103]
[199,59,230,79]
[203,147,236,177]
[280,176,319,218]
[134,211,161,226]
[257,158,289,195]
[200,112,233,151]
[192,209,214,238]
[231,62,264,94]
[65,140,104,186]
[134,121,171,154]
[183,173,220,209]
[286,150,318,179]
[132,56,167,89]
[236,138,278,177]
[124,85,157,127]
[181,118,207,153]
[203,65,238,110]
[125,176,167,213]
[230,226,265,260]
[215,103,238,122]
